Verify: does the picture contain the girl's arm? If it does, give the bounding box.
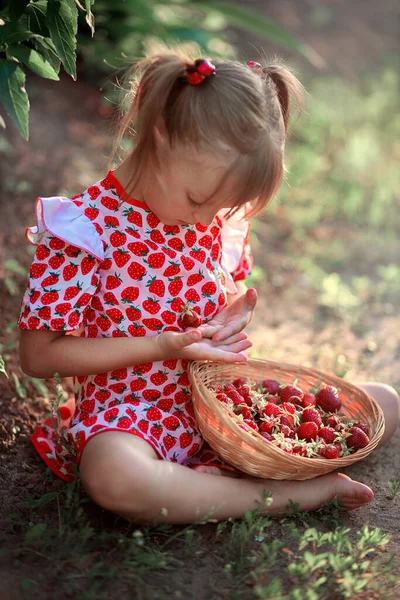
[226,280,247,307]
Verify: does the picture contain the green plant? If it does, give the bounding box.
[387,476,400,500]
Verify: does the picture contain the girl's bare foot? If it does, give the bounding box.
[247,472,374,515]
[193,465,242,478]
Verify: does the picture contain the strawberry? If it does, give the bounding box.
[41,289,60,304]
[189,247,206,263]
[181,256,195,270]
[353,422,369,436]
[29,288,41,304]
[110,230,127,247]
[28,315,40,328]
[316,386,342,412]
[143,389,161,402]
[76,292,92,307]
[81,399,95,413]
[321,444,341,459]
[97,314,112,332]
[106,273,122,289]
[30,263,48,279]
[301,392,316,408]
[128,262,146,281]
[195,223,208,232]
[109,382,127,394]
[68,310,80,328]
[280,414,295,429]
[130,377,147,392]
[168,238,185,252]
[128,241,149,257]
[94,373,108,387]
[150,423,163,440]
[204,299,216,317]
[146,213,160,228]
[187,270,204,286]
[185,288,200,302]
[260,432,274,442]
[163,359,177,369]
[106,308,124,323]
[84,204,99,220]
[179,431,193,449]
[174,390,190,405]
[177,372,190,386]
[318,427,337,443]
[121,286,139,303]
[157,398,174,412]
[161,310,176,324]
[128,323,146,336]
[103,407,119,422]
[262,403,282,418]
[48,252,65,269]
[38,306,52,319]
[163,434,177,452]
[41,272,60,287]
[146,252,166,270]
[87,324,98,337]
[99,258,112,271]
[117,416,132,429]
[178,302,202,329]
[145,407,162,421]
[259,420,275,434]
[168,296,185,313]
[104,215,119,228]
[82,415,98,427]
[113,249,130,268]
[103,292,118,305]
[325,414,341,430]
[199,234,212,250]
[150,370,168,386]
[147,229,165,244]
[101,195,119,211]
[147,276,165,297]
[143,318,163,331]
[63,283,81,301]
[49,237,65,250]
[297,422,318,441]
[95,389,111,402]
[244,419,258,431]
[279,385,304,403]
[185,230,197,247]
[88,185,101,200]
[126,306,141,321]
[163,261,180,277]
[63,263,79,282]
[280,402,296,415]
[302,407,322,427]
[163,383,177,396]
[50,318,65,330]
[346,426,370,450]
[168,276,183,296]
[123,207,142,226]
[65,244,81,258]
[143,298,160,314]
[36,244,50,261]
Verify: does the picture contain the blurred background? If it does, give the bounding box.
[0,0,399,418]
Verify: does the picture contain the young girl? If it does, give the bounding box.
[19,49,399,525]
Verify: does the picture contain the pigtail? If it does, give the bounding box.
[264,62,305,136]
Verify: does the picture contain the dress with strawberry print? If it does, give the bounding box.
[18,171,253,481]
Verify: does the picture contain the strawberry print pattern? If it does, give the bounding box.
[19,171,253,481]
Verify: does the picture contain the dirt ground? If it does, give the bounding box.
[0,0,399,598]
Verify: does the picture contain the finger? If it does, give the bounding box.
[213,331,247,346]
[197,323,224,338]
[212,318,247,343]
[245,288,258,309]
[170,329,202,350]
[217,339,252,354]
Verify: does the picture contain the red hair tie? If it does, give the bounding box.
[247,61,264,75]
[186,58,216,86]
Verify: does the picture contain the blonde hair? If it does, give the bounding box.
[112,47,305,218]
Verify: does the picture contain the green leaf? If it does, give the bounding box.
[12,372,27,399]
[7,44,59,80]
[24,2,50,37]
[0,21,36,45]
[5,258,27,276]
[8,0,31,22]
[31,36,61,74]
[0,59,29,140]
[46,0,78,79]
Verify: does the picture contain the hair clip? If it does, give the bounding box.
[247,61,264,75]
[186,58,216,86]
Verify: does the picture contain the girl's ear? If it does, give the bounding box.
[153,122,168,147]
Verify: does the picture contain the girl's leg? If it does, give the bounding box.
[356,382,400,446]
[79,431,373,525]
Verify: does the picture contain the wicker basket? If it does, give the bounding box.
[188,358,385,480]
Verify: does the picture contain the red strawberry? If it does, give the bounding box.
[184,289,200,303]
[301,392,316,408]
[128,241,149,257]
[109,383,127,394]
[137,419,149,434]
[157,397,174,411]
[106,273,122,290]
[168,238,184,252]
[325,414,341,430]
[195,223,208,232]
[181,256,195,270]
[279,385,304,403]
[150,423,163,440]
[41,272,60,287]
[280,414,295,429]
[38,305,52,320]
[297,422,318,441]
[163,225,180,235]
[142,388,161,402]
[145,407,162,421]
[88,185,101,200]
[50,318,65,330]
[280,402,296,415]
[148,229,165,244]
[322,444,341,459]
[346,426,370,450]
[147,277,165,298]
[185,230,197,247]
[48,252,65,269]
[64,244,81,258]
[163,358,177,369]
[128,262,146,281]
[168,297,185,313]
[30,263,48,279]
[106,308,124,323]
[41,289,60,304]
[150,370,168,386]
[161,310,176,324]
[63,263,78,281]
[178,302,202,329]
[353,422,369,436]
[121,286,139,303]
[28,315,40,328]
[101,195,119,211]
[95,389,111,402]
[94,373,108,387]
[189,247,206,263]
[104,215,119,228]
[163,383,177,396]
[130,377,147,392]
[179,431,193,449]
[168,276,183,296]
[29,288,41,304]
[82,415,98,427]
[117,416,132,429]
[126,306,141,321]
[87,324,98,337]
[113,249,130,268]
[143,298,160,315]
[302,407,322,427]
[128,323,146,336]
[146,252,166,270]
[123,207,142,226]
[146,213,160,228]
[84,204,99,220]
[187,271,204,286]
[259,419,275,434]
[36,244,50,261]
[199,234,212,249]
[262,403,282,418]
[76,292,92,307]
[204,299,216,317]
[49,237,65,250]
[103,407,119,422]
[68,310,80,328]
[175,390,190,405]
[110,230,127,247]
[81,399,95,413]
[103,291,119,305]
[97,314,112,332]
[163,261,180,277]
[318,427,337,444]
[316,386,342,412]
[163,434,177,451]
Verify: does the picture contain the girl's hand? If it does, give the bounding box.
[198,287,257,343]
[155,329,251,363]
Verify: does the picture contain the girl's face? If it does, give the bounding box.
[142,142,238,226]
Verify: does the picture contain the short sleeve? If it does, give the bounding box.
[219,209,254,285]
[18,196,103,332]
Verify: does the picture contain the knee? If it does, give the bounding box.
[79,434,154,516]
[357,382,400,446]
